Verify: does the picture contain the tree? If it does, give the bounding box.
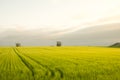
[16,43,21,47]
[56,41,62,47]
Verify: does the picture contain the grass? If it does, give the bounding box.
[0,46,120,80]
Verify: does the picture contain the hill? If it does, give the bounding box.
[109,42,120,47]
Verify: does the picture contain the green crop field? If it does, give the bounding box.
[0,46,120,80]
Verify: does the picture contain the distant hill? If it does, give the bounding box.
[109,42,120,47]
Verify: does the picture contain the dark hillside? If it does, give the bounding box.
[109,42,120,47]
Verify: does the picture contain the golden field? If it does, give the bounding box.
[0,46,120,80]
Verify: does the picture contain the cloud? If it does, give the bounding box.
[0,23,120,46]
[57,23,120,46]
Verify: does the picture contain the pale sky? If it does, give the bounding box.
[0,0,120,46]
[0,0,120,30]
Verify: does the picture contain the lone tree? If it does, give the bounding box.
[56,41,62,47]
[16,43,21,47]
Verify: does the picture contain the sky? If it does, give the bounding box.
[0,0,120,46]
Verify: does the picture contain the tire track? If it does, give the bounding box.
[21,52,55,78]
[25,54,64,79]
[13,48,56,79]
[13,48,35,80]
[15,48,64,79]
[55,68,64,78]
[25,53,64,79]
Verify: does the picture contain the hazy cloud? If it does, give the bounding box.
[0,23,120,46]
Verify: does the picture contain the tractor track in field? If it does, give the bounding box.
[13,48,35,80]
[24,53,64,79]
[19,48,64,79]
[21,53,64,78]
[13,48,64,79]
